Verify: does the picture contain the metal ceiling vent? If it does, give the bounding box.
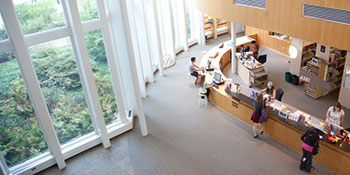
[234,0,265,9]
[303,4,350,25]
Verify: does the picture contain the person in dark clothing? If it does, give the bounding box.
[251,93,264,138]
[300,129,320,172]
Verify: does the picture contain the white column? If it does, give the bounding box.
[152,0,165,76]
[62,0,111,148]
[0,0,66,169]
[132,0,154,83]
[197,12,205,45]
[106,0,148,136]
[126,0,147,97]
[164,0,176,58]
[289,38,303,76]
[177,0,189,51]
[96,0,129,123]
[231,22,237,74]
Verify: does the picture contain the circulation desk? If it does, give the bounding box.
[201,36,350,174]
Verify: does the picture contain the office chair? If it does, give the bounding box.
[244,46,250,52]
[257,54,267,64]
[276,88,284,101]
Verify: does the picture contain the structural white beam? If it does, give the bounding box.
[231,22,237,74]
[152,0,165,76]
[106,0,148,136]
[0,0,66,169]
[177,0,189,52]
[62,0,111,148]
[125,0,147,97]
[96,0,129,123]
[0,39,13,52]
[132,0,154,83]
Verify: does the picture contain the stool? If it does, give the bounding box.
[199,93,208,108]
[188,73,196,87]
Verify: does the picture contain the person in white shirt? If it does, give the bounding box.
[326,102,345,126]
[199,75,213,101]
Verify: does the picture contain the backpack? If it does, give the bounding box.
[259,107,269,123]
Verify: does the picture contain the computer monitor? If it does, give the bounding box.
[240,46,244,58]
[214,72,222,82]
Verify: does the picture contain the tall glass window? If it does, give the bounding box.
[0,14,8,41]
[77,0,99,22]
[0,52,49,167]
[28,37,94,144]
[185,0,193,40]
[84,30,119,125]
[14,0,66,35]
[169,0,178,47]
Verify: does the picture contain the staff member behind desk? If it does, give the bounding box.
[189,57,203,85]
[326,102,345,127]
[199,75,213,102]
[252,40,259,59]
[260,81,276,100]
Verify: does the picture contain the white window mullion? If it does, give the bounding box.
[0,153,9,175]
[0,39,13,52]
[62,0,111,148]
[126,0,148,98]
[150,0,165,76]
[176,0,189,51]
[161,0,176,58]
[132,0,154,83]
[106,0,148,136]
[0,0,66,170]
[96,0,129,123]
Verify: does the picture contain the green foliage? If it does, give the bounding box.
[94,72,118,124]
[15,0,65,34]
[77,0,98,21]
[0,0,119,167]
[0,78,47,166]
[32,46,82,90]
[85,30,107,63]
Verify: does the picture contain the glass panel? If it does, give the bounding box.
[169,1,177,46]
[0,14,8,41]
[77,0,99,22]
[14,0,66,35]
[29,37,93,144]
[185,0,192,39]
[84,30,119,125]
[0,52,48,167]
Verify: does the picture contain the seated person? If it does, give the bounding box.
[189,57,203,85]
[199,75,213,101]
[252,40,260,59]
[260,81,276,100]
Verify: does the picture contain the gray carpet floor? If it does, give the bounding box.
[37,34,334,175]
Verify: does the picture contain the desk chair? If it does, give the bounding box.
[257,54,267,64]
[276,88,284,101]
[199,93,208,108]
[188,73,196,87]
[244,46,250,52]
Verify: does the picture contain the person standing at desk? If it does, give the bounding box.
[260,81,276,100]
[326,102,345,127]
[252,40,260,59]
[251,93,265,138]
[189,57,202,86]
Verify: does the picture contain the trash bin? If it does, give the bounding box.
[291,75,299,85]
[285,72,292,83]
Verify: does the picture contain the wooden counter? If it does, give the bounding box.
[201,37,350,174]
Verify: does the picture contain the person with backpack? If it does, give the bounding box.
[300,129,320,172]
[251,93,265,138]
